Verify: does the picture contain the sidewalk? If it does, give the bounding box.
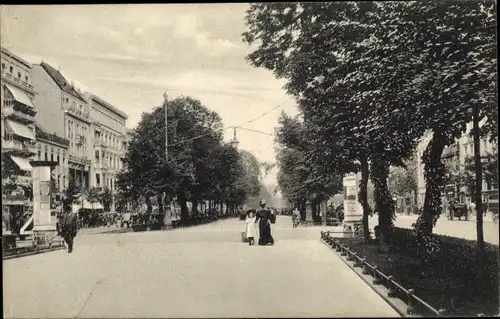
[78,226,124,236]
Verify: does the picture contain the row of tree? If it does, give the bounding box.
[116,96,262,221]
[243,1,497,254]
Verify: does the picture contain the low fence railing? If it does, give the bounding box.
[320,231,446,317]
[2,241,65,260]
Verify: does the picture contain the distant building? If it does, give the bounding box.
[32,62,92,189]
[1,47,37,204]
[86,93,128,194]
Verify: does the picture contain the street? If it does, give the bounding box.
[3,216,399,318]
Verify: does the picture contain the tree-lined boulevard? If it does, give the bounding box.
[2,1,498,317]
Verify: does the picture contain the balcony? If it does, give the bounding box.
[2,139,37,155]
[2,106,36,124]
[1,70,35,93]
[36,129,70,147]
[69,154,91,166]
[94,140,107,149]
[442,145,458,159]
[65,104,90,121]
[3,174,31,186]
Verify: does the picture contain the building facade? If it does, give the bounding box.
[416,123,497,208]
[86,93,128,195]
[31,62,92,190]
[34,125,70,193]
[1,47,37,205]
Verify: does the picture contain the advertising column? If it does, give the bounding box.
[31,161,58,244]
[343,172,363,234]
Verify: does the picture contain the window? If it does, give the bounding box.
[44,152,48,161]
[63,176,66,188]
[57,155,60,164]
[95,150,100,162]
[9,66,13,73]
[17,72,21,79]
[1,63,5,70]
[51,154,54,162]
[25,76,28,82]
[96,174,100,186]
[38,151,41,159]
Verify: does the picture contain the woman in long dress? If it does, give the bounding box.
[255,199,275,246]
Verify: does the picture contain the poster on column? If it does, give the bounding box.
[31,161,58,231]
[343,173,362,223]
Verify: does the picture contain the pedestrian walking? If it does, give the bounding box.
[61,204,79,253]
[292,207,300,228]
[255,199,275,246]
[245,210,257,246]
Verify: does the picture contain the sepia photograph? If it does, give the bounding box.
[1,2,498,318]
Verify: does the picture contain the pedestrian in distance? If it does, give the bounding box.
[292,207,300,228]
[61,204,79,253]
[245,210,257,246]
[255,199,275,246]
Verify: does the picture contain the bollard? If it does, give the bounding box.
[406,289,416,315]
[330,238,336,248]
[347,251,354,261]
[387,276,397,298]
[340,246,347,256]
[335,242,342,252]
[354,255,363,268]
[373,266,382,285]
[362,259,370,274]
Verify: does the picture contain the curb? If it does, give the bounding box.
[320,238,418,318]
[3,245,65,260]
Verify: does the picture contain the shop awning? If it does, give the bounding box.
[82,199,104,210]
[5,120,35,140]
[4,83,35,108]
[10,156,33,172]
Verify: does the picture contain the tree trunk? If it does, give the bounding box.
[177,188,189,222]
[472,104,485,253]
[157,194,164,214]
[358,156,371,242]
[192,198,199,215]
[418,129,447,235]
[370,154,394,249]
[145,196,152,214]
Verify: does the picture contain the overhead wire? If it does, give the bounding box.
[167,97,292,148]
[237,127,274,136]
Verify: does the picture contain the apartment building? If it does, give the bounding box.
[31,62,92,190]
[416,122,497,207]
[86,93,128,194]
[34,125,70,192]
[1,47,37,203]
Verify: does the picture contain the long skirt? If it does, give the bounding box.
[258,220,274,245]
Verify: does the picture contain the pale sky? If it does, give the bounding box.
[1,4,299,187]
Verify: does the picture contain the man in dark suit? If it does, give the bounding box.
[61,204,78,253]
